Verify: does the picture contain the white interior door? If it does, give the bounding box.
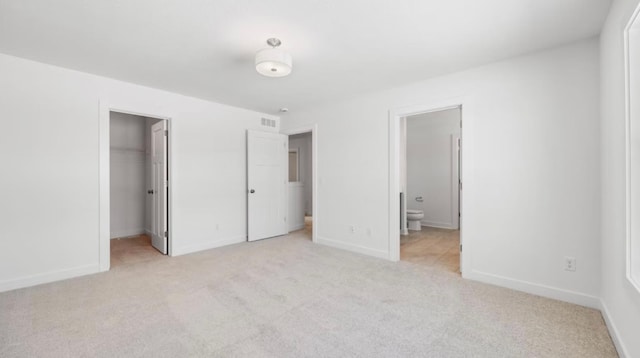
[247,130,287,241]
[452,134,460,230]
[151,120,168,254]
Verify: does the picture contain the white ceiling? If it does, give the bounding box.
[0,0,611,114]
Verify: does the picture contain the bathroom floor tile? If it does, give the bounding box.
[400,226,460,274]
[110,235,165,268]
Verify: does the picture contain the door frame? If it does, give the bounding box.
[99,100,174,272]
[281,124,319,244]
[389,96,473,276]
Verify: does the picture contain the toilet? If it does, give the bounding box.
[406,209,424,231]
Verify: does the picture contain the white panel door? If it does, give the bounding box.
[151,121,168,254]
[247,130,287,241]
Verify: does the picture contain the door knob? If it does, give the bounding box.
[250,189,255,193]
[148,189,154,194]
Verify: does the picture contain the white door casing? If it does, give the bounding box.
[151,120,168,254]
[247,130,288,241]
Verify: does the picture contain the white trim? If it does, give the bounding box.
[99,100,174,272]
[599,299,629,358]
[281,124,319,244]
[0,264,100,293]
[110,229,146,239]
[316,236,389,259]
[171,236,246,256]
[623,0,640,297]
[421,221,456,230]
[389,112,400,261]
[389,98,471,272]
[466,269,600,309]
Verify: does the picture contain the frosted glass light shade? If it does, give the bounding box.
[255,48,293,77]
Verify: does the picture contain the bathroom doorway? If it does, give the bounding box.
[108,111,170,268]
[400,108,461,272]
[283,125,318,243]
[389,100,467,274]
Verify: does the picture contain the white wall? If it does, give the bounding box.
[0,52,278,292]
[406,109,460,229]
[110,112,146,238]
[289,133,312,216]
[282,38,601,306]
[600,0,640,356]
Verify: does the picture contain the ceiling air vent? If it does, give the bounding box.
[261,118,276,128]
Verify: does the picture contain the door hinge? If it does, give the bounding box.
[164,231,168,238]
[460,244,462,252]
[164,130,168,136]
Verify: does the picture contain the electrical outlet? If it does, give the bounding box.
[350,225,356,234]
[564,256,576,272]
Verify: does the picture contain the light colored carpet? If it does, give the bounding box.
[0,229,617,357]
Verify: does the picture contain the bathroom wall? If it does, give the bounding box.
[110,112,146,238]
[406,109,461,229]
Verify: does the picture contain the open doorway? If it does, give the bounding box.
[109,111,169,268]
[280,125,318,243]
[400,108,461,273]
[389,100,467,274]
[246,125,318,243]
[288,132,313,240]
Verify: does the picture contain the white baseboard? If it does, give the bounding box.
[0,263,100,293]
[465,269,600,309]
[171,236,246,256]
[110,228,145,239]
[316,236,389,260]
[599,299,629,358]
[421,221,456,230]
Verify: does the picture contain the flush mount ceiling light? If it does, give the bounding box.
[255,38,292,78]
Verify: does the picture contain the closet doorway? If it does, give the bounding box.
[109,111,169,267]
